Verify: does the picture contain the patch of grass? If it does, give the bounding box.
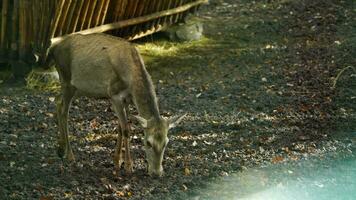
[25,68,60,91]
[137,37,213,64]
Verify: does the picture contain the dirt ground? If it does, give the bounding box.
[0,0,355,199]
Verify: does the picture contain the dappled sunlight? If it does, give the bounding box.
[137,37,214,59]
[191,152,355,200]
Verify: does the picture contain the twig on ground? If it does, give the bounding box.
[332,66,355,88]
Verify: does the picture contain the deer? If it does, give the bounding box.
[47,33,185,176]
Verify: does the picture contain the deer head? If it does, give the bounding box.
[134,114,186,176]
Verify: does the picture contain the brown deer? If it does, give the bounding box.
[48,33,185,176]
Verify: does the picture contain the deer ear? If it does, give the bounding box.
[133,115,148,128]
[168,113,187,129]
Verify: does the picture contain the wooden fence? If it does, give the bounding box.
[0,0,207,64]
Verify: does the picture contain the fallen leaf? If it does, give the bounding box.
[116,191,125,197]
[40,196,54,200]
[184,167,191,176]
[272,156,284,163]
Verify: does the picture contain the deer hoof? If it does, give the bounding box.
[57,145,75,162]
[66,149,75,162]
[124,162,134,174]
[113,154,123,170]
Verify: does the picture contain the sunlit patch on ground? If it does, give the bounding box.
[192,146,355,200]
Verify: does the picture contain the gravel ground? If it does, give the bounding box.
[0,0,355,199]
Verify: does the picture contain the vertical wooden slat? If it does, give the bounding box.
[163,0,174,26]
[50,0,65,38]
[69,0,85,33]
[40,0,52,50]
[63,0,78,34]
[130,0,147,36]
[114,0,128,35]
[172,0,183,23]
[31,0,37,50]
[136,0,151,36]
[110,0,122,22]
[124,0,140,37]
[18,0,26,60]
[37,0,45,49]
[170,0,178,24]
[117,0,134,36]
[144,0,159,33]
[42,1,56,47]
[56,0,72,36]
[153,0,164,29]
[1,0,9,50]
[92,0,105,27]
[117,0,128,21]
[85,0,98,29]
[78,0,91,31]
[10,0,19,60]
[100,0,111,25]
[26,0,33,50]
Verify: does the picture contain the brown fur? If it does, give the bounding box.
[51,33,185,176]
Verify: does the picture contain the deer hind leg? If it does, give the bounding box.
[111,94,133,174]
[123,103,133,174]
[56,85,76,162]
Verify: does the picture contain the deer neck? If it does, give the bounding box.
[130,65,161,121]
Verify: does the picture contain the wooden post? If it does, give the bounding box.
[1,0,9,50]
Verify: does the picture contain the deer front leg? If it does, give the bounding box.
[113,125,123,171]
[56,86,76,162]
[111,95,133,174]
[123,122,133,174]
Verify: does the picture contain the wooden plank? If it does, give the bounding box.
[153,0,164,29]
[114,0,128,35]
[0,0,9,49]
[85,0,97,29]
[110,0,122,22]
[52,0,208,44]
[129,0,141,34]
[70,0,85,32]
[117,0,128,21]
[56,0,72,36]
[18,0,26,59]
[92,0,105,27]
[50,0,65,38]
[118,0,135,36]
[63,0,78,34]
[11,0,19,60]
[100,0,111,25]
[173,0,184,23]
[144,0,158,31]
[135,0,151,36]
[78,0,91,30]
[127,0,144,37]
[42,0,57,48]
[168,0,177,24]
[129,23,168,41]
